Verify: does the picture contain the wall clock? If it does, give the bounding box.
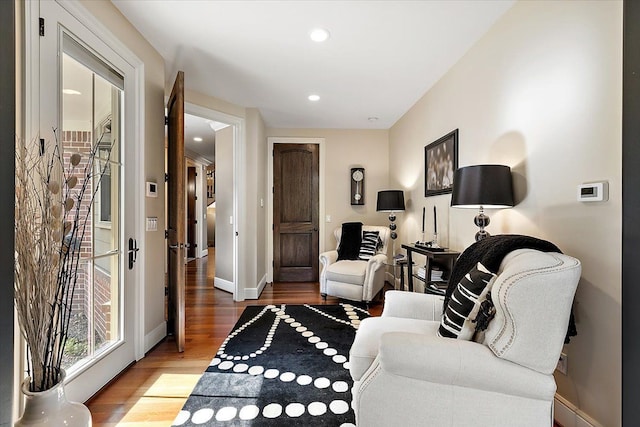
[351,167,365,205]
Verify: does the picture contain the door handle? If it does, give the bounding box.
[128,238,139,270]
[169,243,188,250]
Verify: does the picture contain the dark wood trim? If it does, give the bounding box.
[0,0,15,423]
[622,1,640,424]
[166,71,186,352]
[273,143,320,282]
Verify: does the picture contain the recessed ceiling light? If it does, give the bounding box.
[193,137,203,142]
[63,89,81,95]
[368,117,379,122]
[308,94,320,102]
[309,28,330,43]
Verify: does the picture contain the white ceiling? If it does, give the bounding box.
[112,0,514,129]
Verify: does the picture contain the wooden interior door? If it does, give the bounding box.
[187,166,197,259]
[273,143,319,282]
[166,71,185,352]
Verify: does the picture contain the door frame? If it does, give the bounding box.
[267,137,326,283]
[23,0,145,401]
[182,102,245,301]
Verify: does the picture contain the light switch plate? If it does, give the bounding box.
[146,217,158,231]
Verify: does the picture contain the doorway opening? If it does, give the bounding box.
[168,103,244,301]
[183,113,228,271]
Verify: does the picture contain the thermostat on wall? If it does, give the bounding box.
[146,181,158,198]
[577,181,608,202]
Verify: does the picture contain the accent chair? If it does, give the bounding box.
[319,225,390,305]
[348,248,581,427]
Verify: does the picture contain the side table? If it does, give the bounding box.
[400,244,460,295]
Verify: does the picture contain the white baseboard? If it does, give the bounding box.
[554,394,602,427]
[214,277,234,293]
[385,270,402,289]
[144,322,167,354]
[244,274,267,299]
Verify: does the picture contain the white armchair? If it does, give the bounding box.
[349,249,581,427]
[319,225,390,304]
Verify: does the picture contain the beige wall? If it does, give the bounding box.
[266,128,390,251]
[246,109,268,290]
[389,1,622,425]
[214,126,234,284]
[79,0,167,347]
[183,89,246,119]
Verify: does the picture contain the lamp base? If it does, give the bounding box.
[474,209,490,241]
[388,212,398,240]
[475,230,490,241]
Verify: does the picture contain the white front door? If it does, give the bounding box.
[32,0,140,402]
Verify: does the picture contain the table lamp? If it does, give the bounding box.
[377,190,405,239]
[377,190,405,259]
[450,165,514,241]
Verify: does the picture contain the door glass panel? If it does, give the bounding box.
[60,42,123,373]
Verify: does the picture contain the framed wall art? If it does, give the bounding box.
[425,129,458,197]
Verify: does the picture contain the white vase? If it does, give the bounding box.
[15,370,92,427]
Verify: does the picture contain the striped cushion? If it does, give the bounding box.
[438,262,497,340]
[358,231,380,260]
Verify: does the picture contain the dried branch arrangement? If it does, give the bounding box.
[14,132,110,392]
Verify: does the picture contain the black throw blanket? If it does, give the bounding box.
[337,222,363,260]
[444,234,577,343]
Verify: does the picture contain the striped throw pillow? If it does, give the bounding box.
[358,231,380,260]
[438,262,497,340]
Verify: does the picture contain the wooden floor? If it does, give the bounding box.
[86,253,384,426]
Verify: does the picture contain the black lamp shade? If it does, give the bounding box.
[451,165,514,208]
[377,190,405,212]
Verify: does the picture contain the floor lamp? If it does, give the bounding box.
[450,165,514,241]
[376,190,405,258]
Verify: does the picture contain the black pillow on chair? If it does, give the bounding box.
[438,262,496,340]
[337,222,363,260]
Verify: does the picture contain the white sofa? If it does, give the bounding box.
[319,225,390,304]
[349,249,581,427]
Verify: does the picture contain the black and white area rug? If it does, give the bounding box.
[172,303,369,426]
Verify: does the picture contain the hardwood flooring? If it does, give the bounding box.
[86,252,384,426]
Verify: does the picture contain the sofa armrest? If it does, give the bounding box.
[319,250,338,268]
[376,332,556,400]
[363,254,387,282]
[367,253,387,269]
[361,254,387,300]
[381,290,444,321]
